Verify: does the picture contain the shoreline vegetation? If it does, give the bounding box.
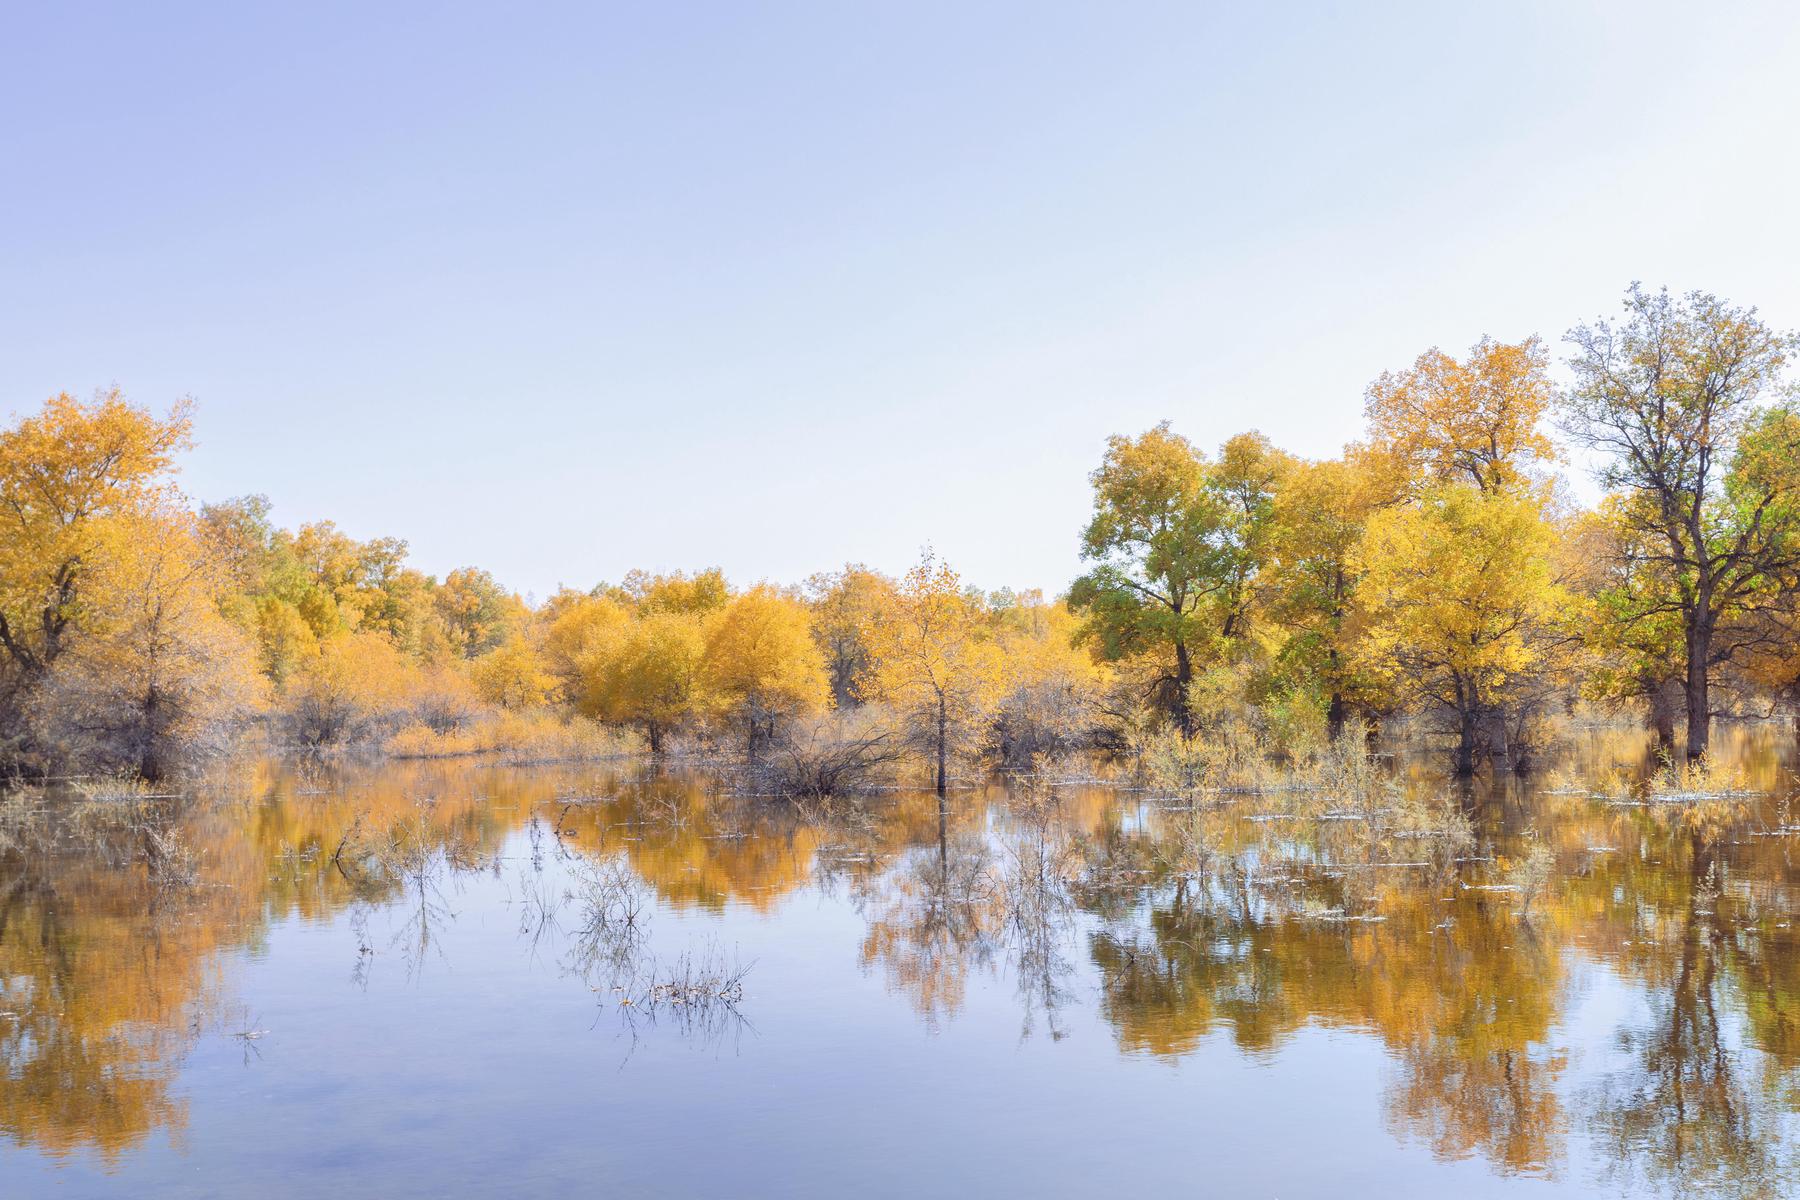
[6,283,1800,795]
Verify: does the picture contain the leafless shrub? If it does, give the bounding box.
[1508,839,1556,919]
[73,774,167,805]
[142,822,199,890]
[605,938,753,1053]
[0,786,50,854]
[757,712,902,798]
[992,680,1109,771]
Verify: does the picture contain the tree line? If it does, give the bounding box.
[3,283,1796,783]
[1071,284,1800,772]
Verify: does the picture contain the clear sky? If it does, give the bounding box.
[5,2,1799,600]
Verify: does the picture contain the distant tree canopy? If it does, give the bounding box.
[6,283,1798,780]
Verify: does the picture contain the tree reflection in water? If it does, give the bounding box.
[1584,813,1800,1197]
[854,798,1002,1031]
[3,741,1800,1196]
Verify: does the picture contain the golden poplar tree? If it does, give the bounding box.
[26,506,266,778]
[703,585,829,759]
[862,552,1005,796]
[1351,484,1572,774]
[0,390,193,679]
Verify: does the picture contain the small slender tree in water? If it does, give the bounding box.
[862,552,1004,797]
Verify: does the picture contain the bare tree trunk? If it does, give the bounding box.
[1451,678,1479,777]
[1327,691,1347,741]
[1453,717,1477,777]
[935,695,948,798]
[1173,640,1196,738]
[1685,625,1711,762]
[139,686,165,782]
[1650,680,1678,759]
[1486,707,1511,771]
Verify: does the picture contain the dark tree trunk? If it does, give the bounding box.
[935,695,948,798]
[1685,624,1711,762]
[646,721,664,756]
[1452,679,1479,777]
[1650,680,1678,759]
[1453,717,1478,777]
[1173,641,1195,738]
[1327,691,1348,741]
[1486,708,1511,769]
[139,687,165,782]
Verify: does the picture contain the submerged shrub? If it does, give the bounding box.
[754,710,902,798]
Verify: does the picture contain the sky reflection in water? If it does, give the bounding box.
[4,731,1800,1198]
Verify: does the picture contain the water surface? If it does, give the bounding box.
[5,734,1800,1198]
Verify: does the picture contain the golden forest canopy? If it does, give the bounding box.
[4,283,1799,780]
[0,389,193,678]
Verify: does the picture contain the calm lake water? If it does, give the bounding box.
[6,732,1800,1198]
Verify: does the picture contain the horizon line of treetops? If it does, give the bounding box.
[4,281,1799,786]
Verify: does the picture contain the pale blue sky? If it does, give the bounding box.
[5,2,1799,599]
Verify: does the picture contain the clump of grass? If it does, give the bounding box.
[633,947,749,1008]
[72,773,162,805]
[1539,764,1637,802]
[1648,756,1758,804]
[68,777,161,840]
[61,777,203,889]
[1140,722,1293,799]
[1504,839,1556,919]
[1312,728,1392,810]
[605,938,753,1051]
[1382,791,1475,849]
[143,822,200,890]
[386,712,639,763]
[0,786,50,854]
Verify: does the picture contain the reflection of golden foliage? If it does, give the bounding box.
[857,829,1003,1028]
[8,731,1800,1192]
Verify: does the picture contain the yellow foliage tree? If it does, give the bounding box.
[251,596,320,686]
[863,553,1006,796]
[0,390,193,681]
[1351,483,1574,774]
[541,592,633,702]
[574,610,709,755]
[1364,336,1556,496]
[990,594,1111,767]
[703,585,829,759]
[435,566,518,658]
[26,507,266,779]
[281,631,417,746]
[612,567,731,616]
[471,635,555,710]
[804,564,897,706]
[1264,448,1402,736]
